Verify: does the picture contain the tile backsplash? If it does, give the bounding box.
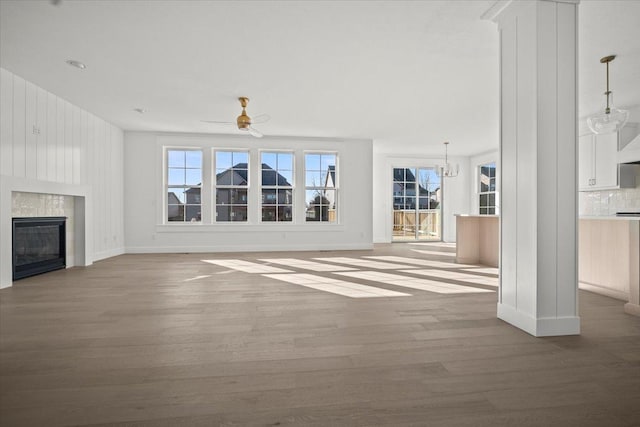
[11,192,76,264]
[579,166,640,215]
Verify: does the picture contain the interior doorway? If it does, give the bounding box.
[392,167,441,241]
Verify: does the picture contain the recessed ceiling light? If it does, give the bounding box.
[65,59,86,69]
[133,108,147,114]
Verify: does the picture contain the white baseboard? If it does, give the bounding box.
[124,243,373,254]
[624,303,640,317]
[497,302,580,337]
[93,247,125,262]
[579,282,628,302]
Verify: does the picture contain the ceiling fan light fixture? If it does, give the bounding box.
[236,97,253,130]
[248,127,263,138]
[202,96,266,138]
[587,55,629,135]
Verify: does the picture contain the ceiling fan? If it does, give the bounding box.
[202,97,269,138]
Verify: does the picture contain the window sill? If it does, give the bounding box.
[155,223,344,233]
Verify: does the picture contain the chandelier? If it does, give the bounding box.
[437,141,459,178]
[587,55,629,134]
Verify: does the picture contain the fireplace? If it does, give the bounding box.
[12,217,66,280]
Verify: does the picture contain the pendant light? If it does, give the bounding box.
[587,55,629,134]
[437,141,459,178]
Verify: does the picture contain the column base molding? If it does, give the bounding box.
[497,303,580,337]
[624,303,640,317]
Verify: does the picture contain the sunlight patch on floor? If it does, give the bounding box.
[365,255,478,269]
[406,242,457,248]
[183,275,212,282]
[386,258,477,269]
[259,258,356,272]
[335,271,494,294]
[202,259,292,273]
[402,269,499,287]
[410,249,456,257]
[461,267,499,276]
[262,273,411,298]
[313,257,416,270]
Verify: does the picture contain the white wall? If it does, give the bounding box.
[469,149,500,215]
[123,132,373,252]
[0,67,124,287]
[372,146,470,243]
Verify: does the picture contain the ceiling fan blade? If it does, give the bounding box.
[200,120,234,125]
[251,114,270,124]
[248,126,263,138]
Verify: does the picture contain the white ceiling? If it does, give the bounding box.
[1,0,639,156]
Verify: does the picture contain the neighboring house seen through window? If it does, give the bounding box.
[261,152,293,222]
[167,149,202,222]
[479,162,497,215]
[215,151,249,222]
[305,153,337,222]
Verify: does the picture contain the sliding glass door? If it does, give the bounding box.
[392,167,441,241]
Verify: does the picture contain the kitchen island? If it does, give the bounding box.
[454,214,499,267]
[579,216,640,316]
[455,214,639,316]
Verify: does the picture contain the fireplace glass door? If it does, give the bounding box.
[12,217,66,280]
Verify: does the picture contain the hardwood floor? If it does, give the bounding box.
[1,243,639,426]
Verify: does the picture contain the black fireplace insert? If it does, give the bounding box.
[12,217,66,280]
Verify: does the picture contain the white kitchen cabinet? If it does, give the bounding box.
[579,131,635,191]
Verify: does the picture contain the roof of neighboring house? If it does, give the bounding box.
[394,168,438,195]
[326,165,336,187]
[167,192,182,204]
[215,163,291,186]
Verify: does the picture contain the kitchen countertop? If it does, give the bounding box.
[580,216,640,221]
[455,215,640,221]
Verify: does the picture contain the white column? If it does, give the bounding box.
[484,0,580,336]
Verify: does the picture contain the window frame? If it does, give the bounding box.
[165,147,203,224]
[478,161,497,215]
[213,149,250,223]
[304,151,338,223]
[260,150,295,223]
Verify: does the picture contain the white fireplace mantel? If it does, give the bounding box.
[0,175,93,288]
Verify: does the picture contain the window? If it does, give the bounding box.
[215,151,249,222]
[479,162,497,215]
[166,149,202,222]
[305,153,337,222]
[261,152,293,222]
[392,167,441,241]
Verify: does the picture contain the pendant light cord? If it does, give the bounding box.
[605,61,610,113]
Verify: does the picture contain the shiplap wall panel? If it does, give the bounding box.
[536,1,558,318]
[0,69,13,176]
[555,1,578,318]
[116,127,124,248]
[94,118,105,254]
[12,75,26,178]
[0,67,124,261]
[64,100,73,184]
[80,110,88,185]
[56,97,65,183]
[25,81,37,180]
[46,92,57,181]
[499,19,517,309]
[36,87,48,181]
[515,6,537,316]
[72,106,81,185]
